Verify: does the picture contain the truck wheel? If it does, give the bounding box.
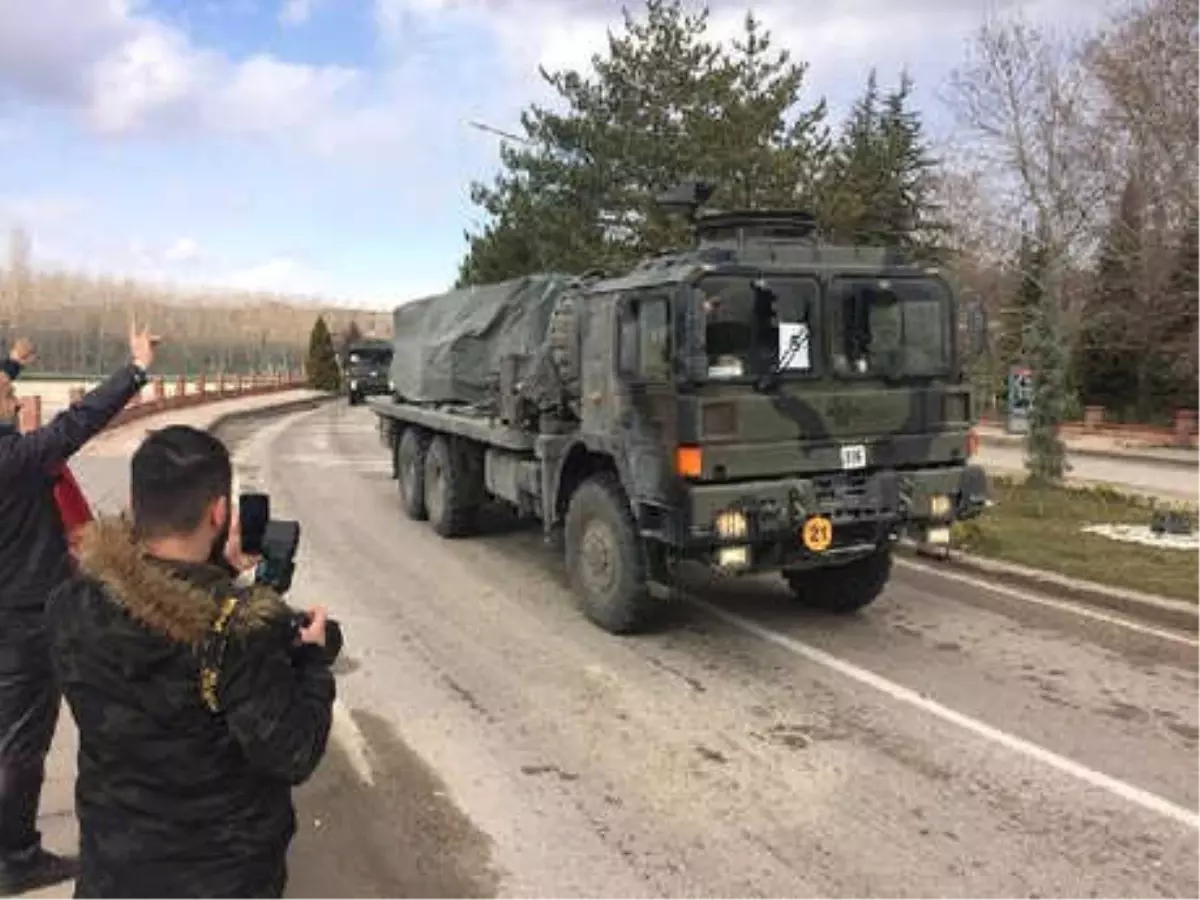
[423,435,480,538]
[783,547,892,614]
[396,428,428,521]
[564,473,655,634]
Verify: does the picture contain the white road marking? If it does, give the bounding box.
[331,699,375,787]
[895,556,1199,648]
[694,599,1200,832]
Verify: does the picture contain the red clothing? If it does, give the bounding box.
[52,464,93,556]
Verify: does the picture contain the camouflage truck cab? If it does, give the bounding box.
[535,207,988,629]
[370,189,988,635]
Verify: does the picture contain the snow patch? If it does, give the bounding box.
[1082,523,1198,552]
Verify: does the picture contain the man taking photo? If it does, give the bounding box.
[0,326,155,894]
[46,425,336,897]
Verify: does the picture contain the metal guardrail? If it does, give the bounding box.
[17,373,309,433]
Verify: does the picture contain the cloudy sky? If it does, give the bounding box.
[0,0,1115,308]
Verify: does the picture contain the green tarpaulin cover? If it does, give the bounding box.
[389,274,574,405]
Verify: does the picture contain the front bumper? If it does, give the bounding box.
[348,376,389,396]
[673,463,988,572]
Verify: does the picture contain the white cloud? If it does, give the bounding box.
[205,55,361,136]
[279,0,316,26]
[0,0,411,158]
[375,0,1115,123]
[88,21,203,133]
[0,194,90,230]
[164,237,201,263]
[223,257,307,293]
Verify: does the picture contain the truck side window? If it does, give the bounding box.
[619,294,672,382]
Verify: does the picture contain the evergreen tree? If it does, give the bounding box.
[1023,309,1069,484]
[1021,227,1068,485]
[818,71,942,253]
[306,316,340,391]
[998,231,1045,373]
[457,0,830,284]
[1075,172,1196,420]
[337,319,365,367]
[1164,212,1198,404]
[1076,175,1142,415]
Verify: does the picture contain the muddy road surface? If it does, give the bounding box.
[220,404,1199,898]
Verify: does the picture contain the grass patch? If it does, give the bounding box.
[952,477,1199,602]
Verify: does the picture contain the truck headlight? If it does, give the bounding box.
[930,494,951,517]
[715,545,750,570]
[715,509,748,540]
[350,379,358,391]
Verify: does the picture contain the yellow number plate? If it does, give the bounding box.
[801,516,833,552]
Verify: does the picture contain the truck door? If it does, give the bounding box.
[613,289,678,504]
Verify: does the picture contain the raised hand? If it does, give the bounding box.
[129,322,160,370]
[9,337,35,366]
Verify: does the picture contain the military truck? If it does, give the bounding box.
[368,185,988,634]
[342,338,393,406]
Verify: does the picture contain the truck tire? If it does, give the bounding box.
[396,428,428,521]
[423,435,481,538]
[564,473,655,634]
[783,546,892,614]
[348,391,362,406]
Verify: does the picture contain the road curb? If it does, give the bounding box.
[205,393,336,434]
[897,539,1198,634]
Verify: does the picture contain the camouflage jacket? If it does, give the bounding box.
[45,517,335,898]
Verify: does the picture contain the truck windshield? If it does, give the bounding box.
[697,276,818,379]
[348,349,391,367]
[829,277,950,378]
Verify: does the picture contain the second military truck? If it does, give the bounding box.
[368,196,988,634]
[342,338,393,406]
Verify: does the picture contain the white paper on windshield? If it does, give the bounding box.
[778,322,811,370]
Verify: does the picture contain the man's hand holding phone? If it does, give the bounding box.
[297,607,328,647]
[224,510,262,575]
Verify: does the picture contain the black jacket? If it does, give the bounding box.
[0,363,145,612]
[46,518,336,898]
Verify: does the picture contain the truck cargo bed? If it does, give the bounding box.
[367,396,537,453]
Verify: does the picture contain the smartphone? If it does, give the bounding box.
[238,492,270,556]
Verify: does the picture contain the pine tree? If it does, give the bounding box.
[818,71,941,253]
[1021,228,1068,485]
[306,316,340,391]
[1023,306,1069,485]
[457,0,829,284]
[339,319,364,361]
[1166,214,1199,398]
[998,231,1045,372]
[1076,176,1141,414]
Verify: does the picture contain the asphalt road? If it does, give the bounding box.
[975,441,1198,505]
[222,403,1199,899]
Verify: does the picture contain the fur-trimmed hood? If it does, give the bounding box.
[74,516,289,648]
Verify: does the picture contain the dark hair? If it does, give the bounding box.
[131,425,232,540]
